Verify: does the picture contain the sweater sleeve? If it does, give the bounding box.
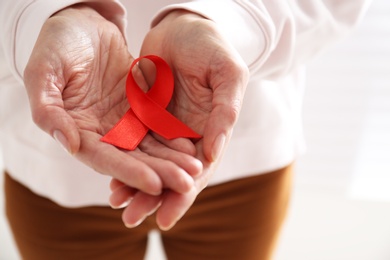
[0,0,127,82]
[152,0,372,79]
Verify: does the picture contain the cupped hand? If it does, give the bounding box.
[23,5,201,196]
[111,10,249,230]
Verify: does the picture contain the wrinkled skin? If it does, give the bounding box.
[24,5,202,199]
[110,11,249,230]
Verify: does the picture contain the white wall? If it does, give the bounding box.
[1,0,390,259]
[275,1,390,259]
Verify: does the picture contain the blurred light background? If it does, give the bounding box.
[1,0,389,259]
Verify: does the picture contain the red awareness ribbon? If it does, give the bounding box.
[101,55,201,150]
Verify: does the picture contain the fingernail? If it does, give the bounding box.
[211,134,226,161]
[125,202,161,228]
[110,198,132,209]
[53,130,71,154]
[147,201,162,216]
[159,221,177,231]
[158,214,179,231]
[125,216,146,229]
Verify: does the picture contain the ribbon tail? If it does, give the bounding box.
[139,107,202,140]
[101,109,148,150]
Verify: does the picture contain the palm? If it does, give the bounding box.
[116,11,249,230]
[61,28,131,146]
[141,12,247,164]
[167,57,213,137]
[24,6,201,198]
[51,11,130,137]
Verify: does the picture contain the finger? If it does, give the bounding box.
[152,133,197,156]
[122,192,162,228]
[75,130,162,195]
[109,185,137,209]
[131,62,152,92]
[24,62,80,154]
[155,188,197,231]
[130,150,195,194]
[139,135,202,177]
[156,142,213,231]
[110,178,125,191]
[137,56,157,90]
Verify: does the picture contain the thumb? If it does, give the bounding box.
[34,105,80,155]
[203,63,249,162]
[202,101,235,162]
[24,67,80,155]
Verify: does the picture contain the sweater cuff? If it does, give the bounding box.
[14,0,126,80]
[151,0,267,71]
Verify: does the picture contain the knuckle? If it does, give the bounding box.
[31,105,48,127]
[225,98,242,125]
[231,59,249,86]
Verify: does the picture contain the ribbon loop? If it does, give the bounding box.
[101,55,201,150]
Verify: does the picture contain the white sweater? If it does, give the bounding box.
[0,0,371,207]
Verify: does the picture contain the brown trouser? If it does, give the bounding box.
[4,165,292,260]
